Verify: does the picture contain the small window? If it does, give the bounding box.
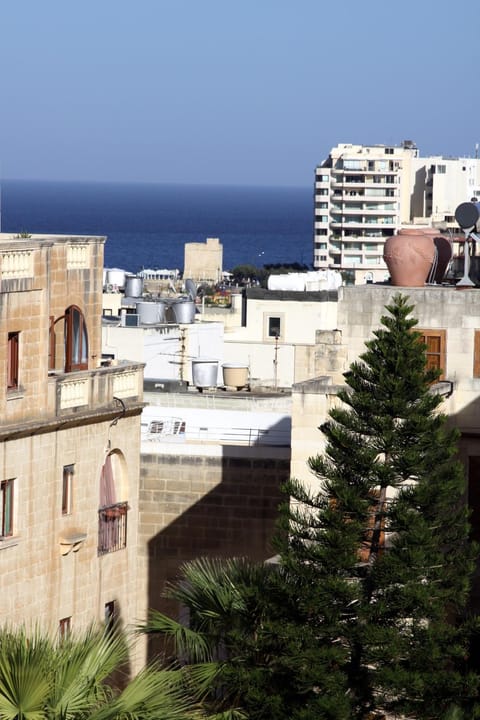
[268,317,281,338]
[418,329,446,380]
[105,601,116,633]
[59,617,71,640]
[7,332,19,389]
[1,480,14,537]
[62,465,74,515]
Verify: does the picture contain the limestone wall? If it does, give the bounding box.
[138,442,290,632]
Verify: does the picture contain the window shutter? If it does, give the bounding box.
[474,331,480,378]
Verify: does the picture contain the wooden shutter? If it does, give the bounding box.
[474,331,480,378]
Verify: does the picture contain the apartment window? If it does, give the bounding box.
[268,317,281,338]
[1,480,14,537]
[384,148,394,155]
[7,332,19,389]
[418,329,446,380]
[59,617,71,641]
[264,314,284,341]
[318,189,328,196]
[437,164,446,174]
[62,465,74,515]
[315,229,328,236]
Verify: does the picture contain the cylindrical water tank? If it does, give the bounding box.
[136,301,166,324]
[267,273,306,291]
[106,268,127,289]
[192,358,218,389]
[222,363,249,390]
[172,300,196,324]
[125,275,144,298]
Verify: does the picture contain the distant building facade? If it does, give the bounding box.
[314,142,480,282]
[183,237,223,283]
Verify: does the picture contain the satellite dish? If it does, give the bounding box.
[185,278,197,301]
[455,202,479,230]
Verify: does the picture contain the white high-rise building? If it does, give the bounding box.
[314,142,480,282]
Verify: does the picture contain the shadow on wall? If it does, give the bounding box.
[142,422,291,662]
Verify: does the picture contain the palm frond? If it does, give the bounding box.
[141,611,212,663]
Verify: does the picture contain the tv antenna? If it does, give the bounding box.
[454,201,479,287]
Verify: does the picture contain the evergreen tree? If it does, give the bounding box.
[277,293,480,718]
[142,556,351,720]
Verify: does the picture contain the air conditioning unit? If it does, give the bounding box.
[121,313,140,327]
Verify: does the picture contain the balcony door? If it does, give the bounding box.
[65,305,88,372]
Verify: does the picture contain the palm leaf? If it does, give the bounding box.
[0,627,51,720]
[141,611,212,663]
[89,666,195,720]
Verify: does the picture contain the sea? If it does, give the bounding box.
[0,180,313,274]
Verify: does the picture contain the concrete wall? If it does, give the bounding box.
[102,321,224,384]
[139,441,290,639]
[222,290,339,388]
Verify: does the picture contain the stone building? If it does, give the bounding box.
[0,233,144,649]
[183,237,223,283]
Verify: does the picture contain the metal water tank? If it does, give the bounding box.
[106,268,127,289]
[136,301,166,324]
[125,275,144,298]
[172,300,196,324]
[192,357,218,389]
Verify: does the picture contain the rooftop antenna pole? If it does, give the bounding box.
[455,202,479,288]
[476,143,479,159]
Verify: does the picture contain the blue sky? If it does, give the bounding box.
[1,0,478,186]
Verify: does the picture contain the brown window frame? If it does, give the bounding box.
[7,332,19,390]
[474,330,480,378]
[418,329,446,380]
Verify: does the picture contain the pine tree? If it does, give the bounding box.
[277,293,480,719]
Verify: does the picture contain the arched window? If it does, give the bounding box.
[65,306,88,372]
